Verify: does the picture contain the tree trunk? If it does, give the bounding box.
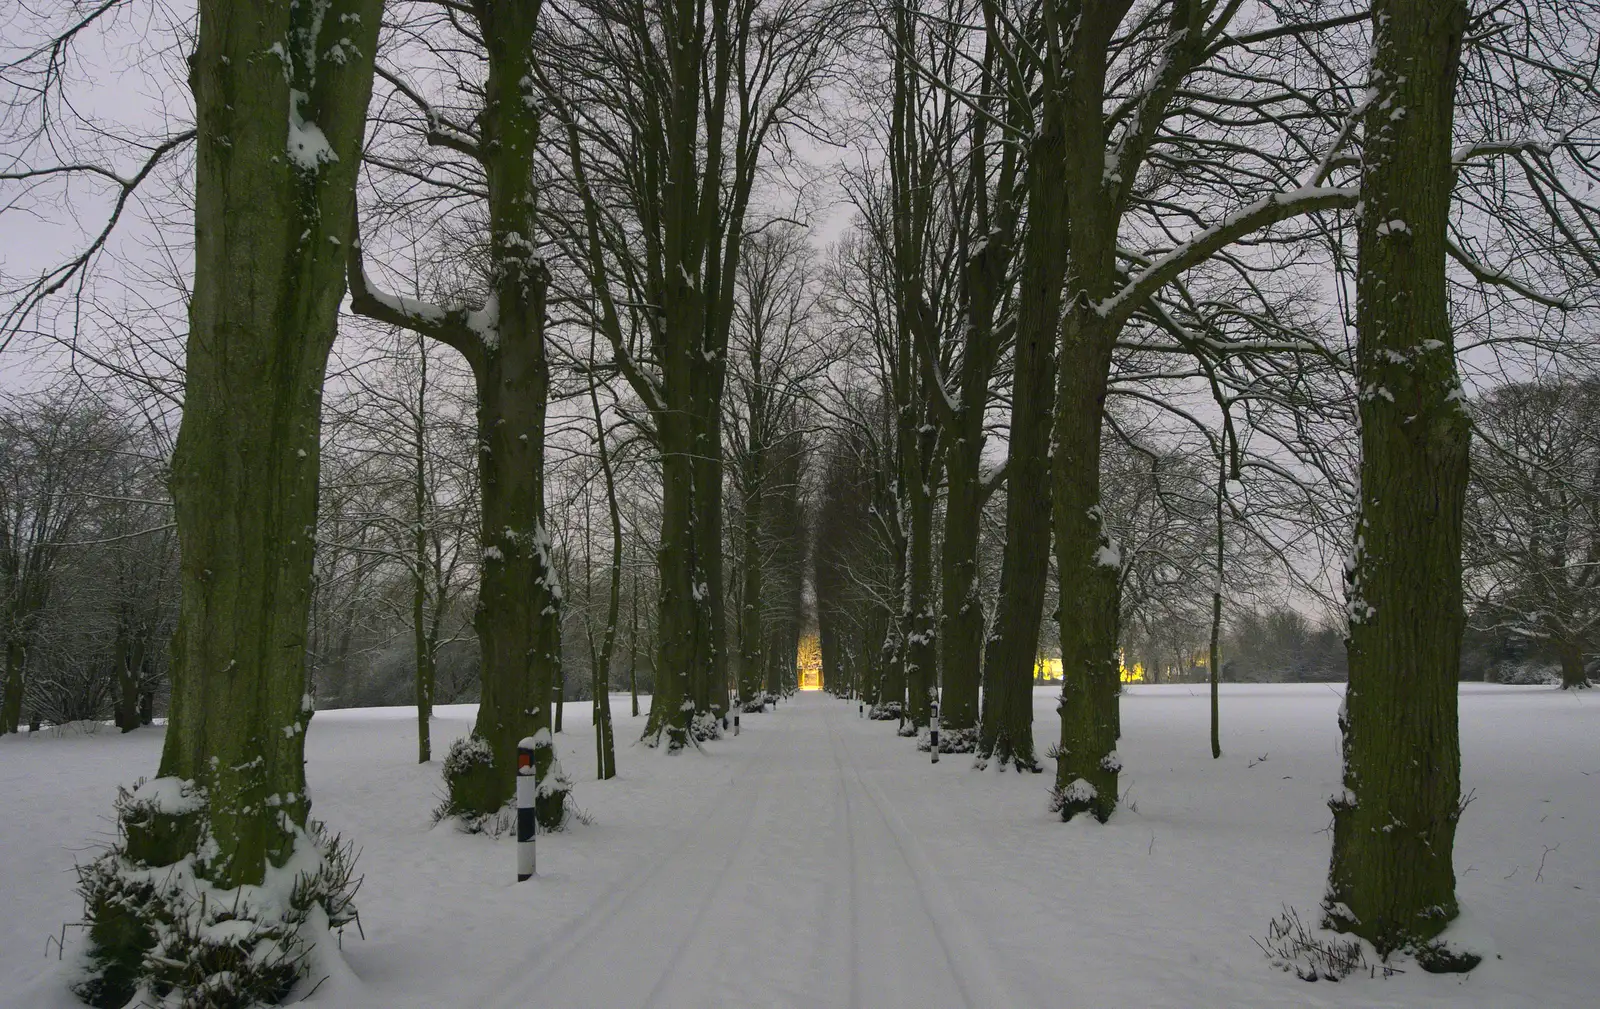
[413,338,434,764]
[114,622,144,734]
[2,638,25,733]
[902,441,937,732]
[976,115,1065,772]
[1209,592,1222,759]
[1051,330,1122,821]
[1049,5,1144,820]
[629,570,641,717]
[1325,0,1474,965]
[148,0,382,889]
[591,360,625,779]
[738,438,767,708]
[696,406,730,723]
[1210,453,1225,760]
[1557,641,1591,690]
[348,4,566,823]
[647,417,712,747]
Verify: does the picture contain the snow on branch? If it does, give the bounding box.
[346,222,487,362]
[1447,239,1574,311]
[374,66,483,162]
[1096,186,1358,328]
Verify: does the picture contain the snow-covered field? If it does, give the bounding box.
[3,684,1596,1008]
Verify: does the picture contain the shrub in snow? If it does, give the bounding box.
[1255,905,1371,982]
[1487,660,1559,686]
[937,726,978,754]
[867,700,902,721]
[739,693,770,713]
[73,782,360,1009]
[438,733,500,824]
[437,731,570,832]
[690,709,723,742]
[1048,776,1107,821]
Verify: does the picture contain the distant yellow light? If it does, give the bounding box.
[1034,654,1145,683]
[796,634,823,690]
[1119,648,1145,683]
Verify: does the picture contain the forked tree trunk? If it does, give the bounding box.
[149,0,383,887]
[1325,0,1474,965]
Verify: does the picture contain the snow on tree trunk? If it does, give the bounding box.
[76,1,384,1004]
[1051,327,1122,822]
[1324,0,1476,967]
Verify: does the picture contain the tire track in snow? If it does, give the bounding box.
[474,721,782,1009]
[635,728,784,1008]
[831,704,1017,1009]
[821,704,866,1009]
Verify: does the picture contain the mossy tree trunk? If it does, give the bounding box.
[1324,0,1473,962]
[1051,324,1122,821]
[149,0,383,886]
[350,0,565,824]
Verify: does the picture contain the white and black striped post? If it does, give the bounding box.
[733,696,741,736]
[516,736,537,881]
[930,700,940,763]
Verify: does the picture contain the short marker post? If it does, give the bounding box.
[516,737,537,881]
[930,700,940,764]
[733,696,741,736]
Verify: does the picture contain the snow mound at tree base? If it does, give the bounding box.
[73,783,361,1009]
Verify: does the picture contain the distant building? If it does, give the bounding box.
[1034,651,1150,684]
[796,634,822,690]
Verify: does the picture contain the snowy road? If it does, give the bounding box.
[474,697,1015,1009]
[5,685,1598,1008]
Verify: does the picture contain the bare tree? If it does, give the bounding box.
[535,0,844,747]
[1466,377,1600,689]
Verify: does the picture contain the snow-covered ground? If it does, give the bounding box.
[3,684,1596,1008]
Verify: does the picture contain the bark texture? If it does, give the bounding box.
[1324,0,1475,964]
[349,0,566,823]
[153,0,384,885]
